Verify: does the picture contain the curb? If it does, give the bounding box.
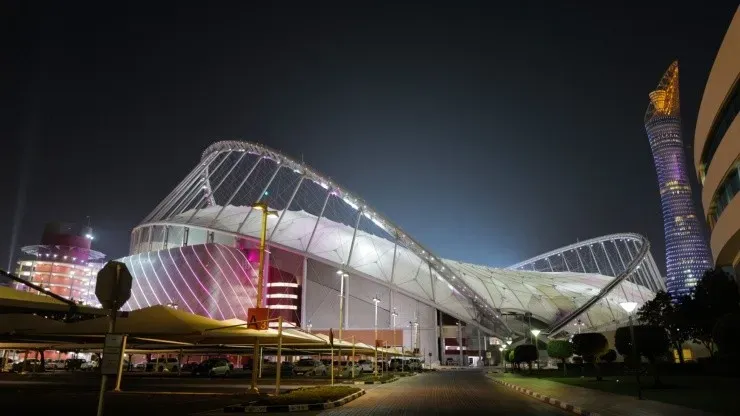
[224,389,366,413]
[488,376,602,416]
[343,377,399,385]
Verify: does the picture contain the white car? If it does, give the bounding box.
[292,359,327,376]
[146,358,179,372]
[192,358,231,377]
[45,360,65,370]
[357,360,374,372]
[81,360,99,371]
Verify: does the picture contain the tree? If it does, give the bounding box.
[572,333,609,380]
[514,344,538,372]
[637,290,689,363]
[547,340,573,376]
[680,268,740,357]
[712,311,740,357]
[600,349,617,364]
[615,325,670,386]
[507,349,516,370]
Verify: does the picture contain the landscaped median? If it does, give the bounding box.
[342,374,399,385]
[486,372,724,416]
[224,386,365,413]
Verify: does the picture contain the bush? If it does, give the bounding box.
[572,333,609,380]
[713,312,740,356]
[547,340,573,375]
[255,386,361,405]
[600,349,617,363]
[514,344,538,372]
[615,325,670,386]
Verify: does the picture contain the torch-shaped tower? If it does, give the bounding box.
[644,61,713,298]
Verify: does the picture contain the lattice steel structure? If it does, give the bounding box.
[645,61,713,298]
[126,141,661,338]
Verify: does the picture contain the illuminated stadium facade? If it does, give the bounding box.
[645,62,713,298]
[121,141,664,363]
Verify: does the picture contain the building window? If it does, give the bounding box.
[708,163,740,229]
[699,77,740,183]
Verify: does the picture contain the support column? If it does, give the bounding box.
[589,244,603,274]
[438,310,445,366]
[305,190,332,253]
[235,165,282,234]
[208,156,262,228]
[301,256,308,328]
[574,248,587,272]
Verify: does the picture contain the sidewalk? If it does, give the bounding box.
[488,373,717,416]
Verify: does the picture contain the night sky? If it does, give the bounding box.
[2,1,738,273]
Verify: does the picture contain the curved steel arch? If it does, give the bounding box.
[138,140,505,334]
[134,141,663,339]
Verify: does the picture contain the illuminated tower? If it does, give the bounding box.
[644,61,713,298]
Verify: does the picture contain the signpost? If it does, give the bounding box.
[94,261,133,416]
[329,328,334,386]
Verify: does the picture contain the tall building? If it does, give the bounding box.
[645,62,713,298]
[14,222,106,305]
[694,8,740,277]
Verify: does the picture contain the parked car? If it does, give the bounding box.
[81,360,99,371]
[146,357,179,372]
[11,359,42,372]
[357,359,374,373]
[292,359,327,376]
[338,361,362,376]
[45,360,65,370]
[2,359,15,372]
[445,358,455,366]
[65,358,85,371]
[181,362,199,372]
[192,358,231,377]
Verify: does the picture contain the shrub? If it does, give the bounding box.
[600,349,617,363]
[615,325,670,386]
[514,344,538,372]
[547,340,573,375]
[712,312,740,356]
[572,333,609,380]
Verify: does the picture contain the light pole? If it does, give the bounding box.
[499,346,506,372]
[620,301,641,400]
[456,321,463,366]
[337,270,348,375]
[249,202,277,394]
[307,320,312,333]
[372,296,380,377]
[574,319,584,334]
[391,309,398,358]
[530,329,541,372]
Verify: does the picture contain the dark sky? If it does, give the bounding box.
[2,1,738,273]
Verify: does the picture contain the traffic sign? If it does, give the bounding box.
[100,334,125,375]
[247,307,269,330]
[95,261,133,311]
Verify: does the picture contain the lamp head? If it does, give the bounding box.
[531,329,541,337]
[620,301,638,313]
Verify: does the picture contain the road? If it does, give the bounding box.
[0,370,572,415]
[319,370,571,415]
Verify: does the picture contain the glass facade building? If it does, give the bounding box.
[645,62,713,297]
[694,8,740,278]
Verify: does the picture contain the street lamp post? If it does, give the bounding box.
[499,346,506,372]
[337,270,348,375]
[391,309,398,358]
[372,296,380,377]
[250,202,277,394]
[531,329,541,373]
[620,301,641,400]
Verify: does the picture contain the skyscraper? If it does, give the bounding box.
[645,61,713,298]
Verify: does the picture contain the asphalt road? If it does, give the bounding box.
[319,370,572,416]
[0,370,572,415]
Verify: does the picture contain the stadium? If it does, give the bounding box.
[121,141,664,365]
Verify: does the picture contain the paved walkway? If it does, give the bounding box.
[319,369,570,415]
[490,373,717,416]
